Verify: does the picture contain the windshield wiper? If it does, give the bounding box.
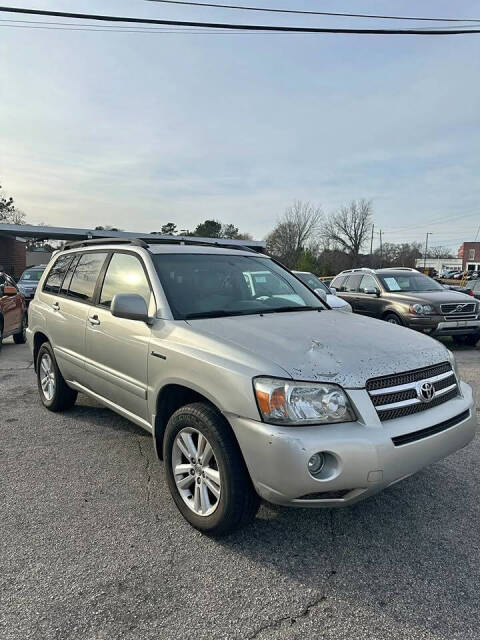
[260,305,321,314]
[184,310,246,319]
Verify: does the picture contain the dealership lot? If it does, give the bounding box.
[1,340,479,640]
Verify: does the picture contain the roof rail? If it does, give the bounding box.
[62,235,260,254]
[340,267,375,274]
[376,267,418,272]
[63,238,148,250]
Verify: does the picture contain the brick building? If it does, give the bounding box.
[458,242,480,272]
[0,236,26,278]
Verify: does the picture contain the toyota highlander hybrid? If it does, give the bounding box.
[27,239,477,535]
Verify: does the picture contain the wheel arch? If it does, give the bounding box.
[153,383,228,460]
[33,331,50,372]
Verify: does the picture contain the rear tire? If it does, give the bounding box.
[36,342,77,411]
[163,402,260,536]
[13,314,27,344]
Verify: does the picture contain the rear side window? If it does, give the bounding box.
[330,275,347,292]
[67,253,108,303]
[345,274,362,292]
[43,255,73,294]
[60,254,80,295]
[99,253,151,309]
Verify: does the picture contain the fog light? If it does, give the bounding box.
[308,452,325,475]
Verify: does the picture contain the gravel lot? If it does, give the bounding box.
[1,339,479,640]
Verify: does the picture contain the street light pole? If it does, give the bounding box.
[423,232,432,269]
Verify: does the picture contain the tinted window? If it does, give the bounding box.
[360,274,378,291]
[345,274,362,292]
[43,255,73,294]
[100,253,151,309]
[330,275,347,292]
[60,254,80,295]
[152,253,324,319]
[67,253,107,303]
[295,272,320,289]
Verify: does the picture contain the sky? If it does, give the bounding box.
[1,0,480,252]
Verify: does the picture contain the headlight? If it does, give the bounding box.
[409,303,434,315]
[338,303,352,313]
[447,350,460,380]
[253,377,355,425]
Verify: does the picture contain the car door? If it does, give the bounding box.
[43,252,108,385]
[356,274,381,317]
[0,275,22,333]
[340,274,362,312]
[84,251,153,421]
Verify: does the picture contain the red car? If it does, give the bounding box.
[0,272,27,350]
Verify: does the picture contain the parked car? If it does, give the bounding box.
[0,271,27,350]
[465,279,480,301]
[292,270,352,312]
[27,239,476,535]
[16,264,47,305]
[330,267,480,346]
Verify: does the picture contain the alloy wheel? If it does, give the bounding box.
[172,427,221,517]
[39,353,55,401]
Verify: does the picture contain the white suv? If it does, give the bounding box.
[27,238,476,535]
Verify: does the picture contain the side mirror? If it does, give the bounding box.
[364,287,380,296]
[3,285,17,296]
[111,294,150,323]
[314,287,327,302]
[329,286,337,294]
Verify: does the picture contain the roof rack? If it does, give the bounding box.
[375,267,418,272]
[340,267,376,274]
[62,236,259,254]
[63,238,148,250]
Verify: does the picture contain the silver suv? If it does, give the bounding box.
[27,238,477,535]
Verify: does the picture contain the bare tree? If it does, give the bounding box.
[266,201,323,268]
[427,246,454,259]
[324,199,373,267]
[0,185,25,224]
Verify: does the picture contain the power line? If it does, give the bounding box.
[1,6,480,34]
[144,0,480,24]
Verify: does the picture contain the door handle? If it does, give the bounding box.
[88,315,100,326]
[52,302,60,311]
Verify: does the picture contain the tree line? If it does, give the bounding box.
[0,184,454,274]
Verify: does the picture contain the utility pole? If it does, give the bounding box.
[379,229,383,267]
[370,223,375,256]
[423,232,432,269]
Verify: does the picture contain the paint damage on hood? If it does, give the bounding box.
[188,310,450,388]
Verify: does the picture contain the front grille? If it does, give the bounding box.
[392,410,470,446]
[441,302,476,315]
[366,362,459,421]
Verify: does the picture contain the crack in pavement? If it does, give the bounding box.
[135,435,160,522]
[248,511,340,639]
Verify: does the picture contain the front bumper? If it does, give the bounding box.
[227,381,476,507]
[407,315,480,336]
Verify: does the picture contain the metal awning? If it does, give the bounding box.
[0,223,265,251]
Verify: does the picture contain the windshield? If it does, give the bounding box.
[19,269,44,282]
[378,273,444,292]
[152,254,325,319]
[295,272,329,293]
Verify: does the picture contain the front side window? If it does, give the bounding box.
[378,273,444,293]
[360,274,378,292]
[67,253,107,303]
[100,253,151,309]
[345,274,362,292]
[43,255,73,294]
[152,253,325,319]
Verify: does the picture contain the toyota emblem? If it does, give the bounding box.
[417,381,435,403]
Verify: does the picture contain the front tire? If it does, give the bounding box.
[384,312,403,325]
[453,334,479,347]
[163,403,260,536]
[37,342,77,411]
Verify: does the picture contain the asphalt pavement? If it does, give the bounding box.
[1,339,479,640]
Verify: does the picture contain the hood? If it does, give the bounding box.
[188,310,450,388]
[326,294,350,309]
[387,289,476,307]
